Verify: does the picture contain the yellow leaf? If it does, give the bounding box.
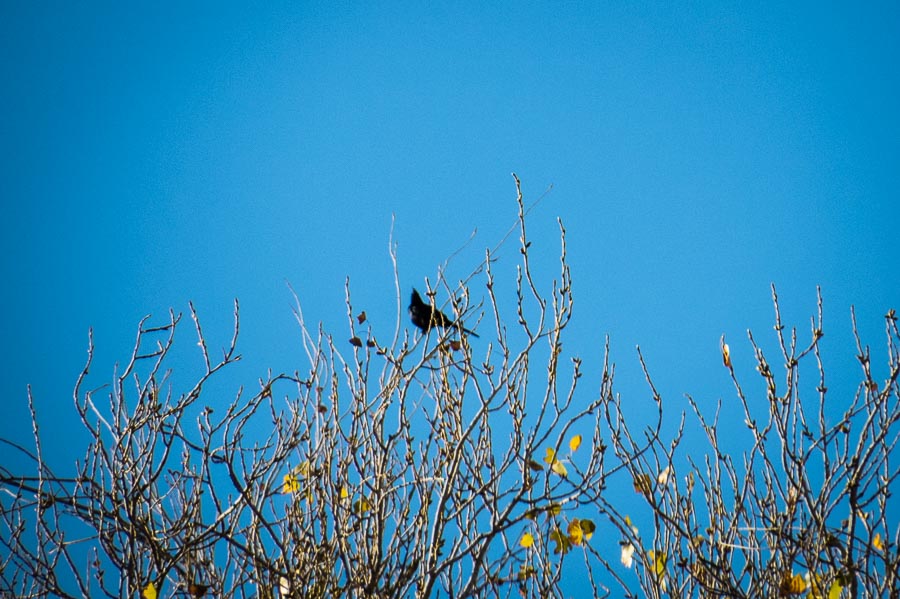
[569,434,582,452]
[353,497,371,513]
[568,519,583,545]
[547,503,562,516]
[549,527,571,554]
[518,565,536,580]
[283,461,312,494]
[340,486,349,499]
[779,572,806,595]
[873,532,883,550]
[520,532,534,548]
[648,550,667,578]
[827,580,843,599]
[551,459,568,477]
[282,473,301,494]
[544,447,568,477]
[142,582,157,599]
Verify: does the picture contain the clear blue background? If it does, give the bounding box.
[1,1,897,591]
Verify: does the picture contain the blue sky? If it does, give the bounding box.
[1,0,898,591]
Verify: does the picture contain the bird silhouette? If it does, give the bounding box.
[408,289,479,337]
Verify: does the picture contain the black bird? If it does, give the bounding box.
[409,289,479,338]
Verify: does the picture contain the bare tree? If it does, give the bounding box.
[602,288,899,598]
[2,176,897,598]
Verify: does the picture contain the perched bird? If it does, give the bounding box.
[409,289,479,338]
